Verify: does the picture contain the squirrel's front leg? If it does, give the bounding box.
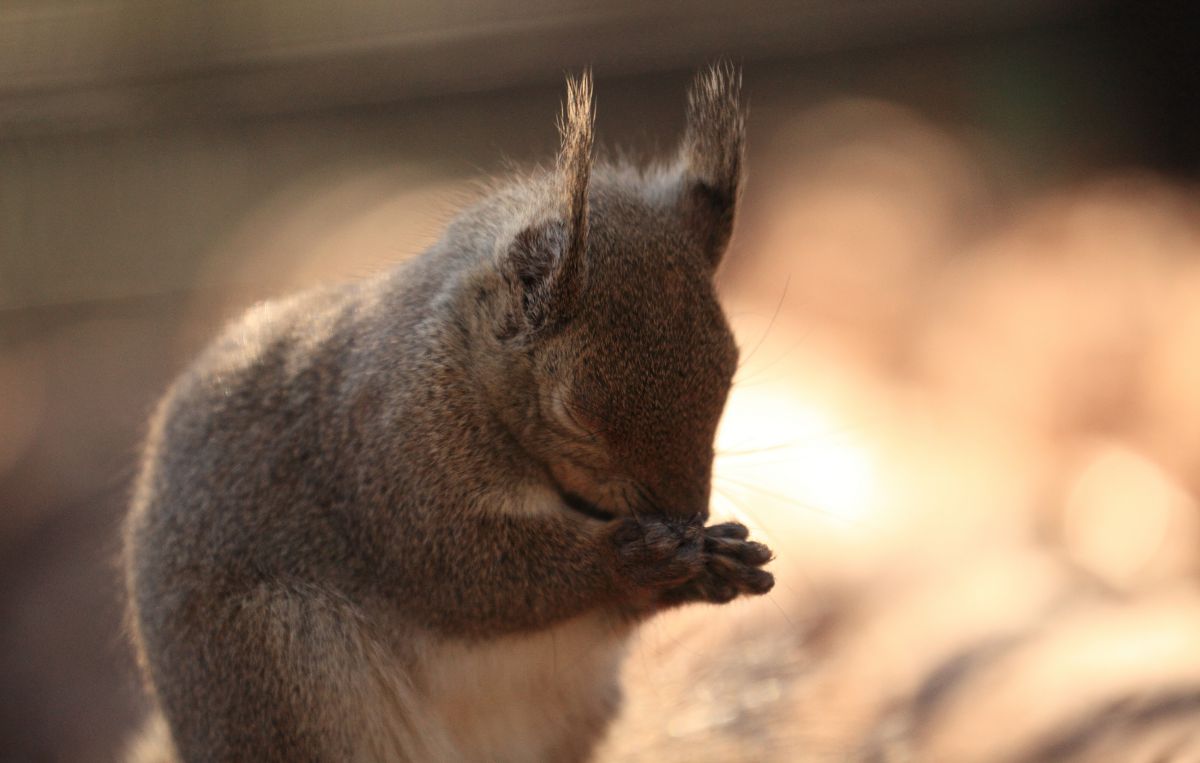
[608,518,775,614]
[398,512,772,634]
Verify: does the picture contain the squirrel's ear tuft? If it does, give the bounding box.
[557,69,594,264]
[680,62,745,267]
[498,72,593,338]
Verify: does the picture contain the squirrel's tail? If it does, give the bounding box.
[123,710,179,763]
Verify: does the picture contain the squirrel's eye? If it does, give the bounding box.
[557,490,616,522]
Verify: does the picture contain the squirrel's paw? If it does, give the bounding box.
[610,517,706,590]
[661,521,775,606]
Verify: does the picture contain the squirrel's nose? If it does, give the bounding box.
[639,477,711,522]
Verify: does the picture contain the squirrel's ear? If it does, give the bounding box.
[679,63,745,268]
[499,72,593,337]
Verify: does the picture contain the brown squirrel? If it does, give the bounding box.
[123,64,774,763]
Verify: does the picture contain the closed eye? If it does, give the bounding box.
[558,490,617,522]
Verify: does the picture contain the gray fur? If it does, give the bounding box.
[123,66,772,762]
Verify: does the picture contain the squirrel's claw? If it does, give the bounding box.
[660,521,775,607]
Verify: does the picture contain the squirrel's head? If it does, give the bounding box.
[468,66,744,522]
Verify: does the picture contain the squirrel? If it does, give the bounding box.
[122,64,775,763]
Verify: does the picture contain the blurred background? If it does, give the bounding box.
[3,1,1200,761]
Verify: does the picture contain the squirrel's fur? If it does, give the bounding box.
[123,64,773,763]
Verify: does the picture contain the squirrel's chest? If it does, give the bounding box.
[421,613,631,762]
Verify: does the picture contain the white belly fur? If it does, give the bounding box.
[353,612,632,762]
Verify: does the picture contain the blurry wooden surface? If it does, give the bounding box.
[0,0,1085,134]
